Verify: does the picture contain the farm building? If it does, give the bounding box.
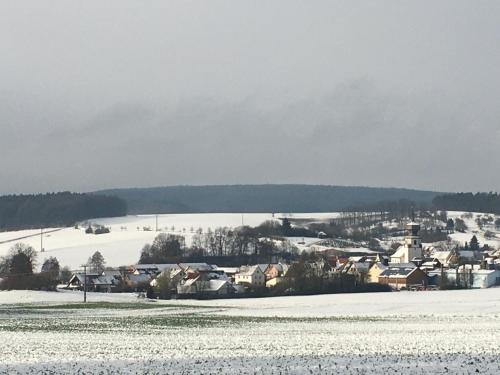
[378,265,427,290]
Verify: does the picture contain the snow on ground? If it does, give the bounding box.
[0,213,337,270]
[3,287,500,317]
[1,289,500,374]
[1,210,498,271]
[447,211,500,249]
[0,289,141,305]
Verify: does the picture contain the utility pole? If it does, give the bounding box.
[40,227,44,252]
[155,214,159,231]
[82,264,87,303]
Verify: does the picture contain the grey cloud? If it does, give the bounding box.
[1,1,500,194]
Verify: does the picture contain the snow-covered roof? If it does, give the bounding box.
[182,277,200,287]
[432,250,453,263]
[93,275,115,285]
[391,246,406,259]
[69,273,100,284]
[379,266,418,278]
[134,264,180,273]
[257,264,269,272]
[127,274,152,284]
[102,270,122,277]
[350,262,370,272]
[421,261,436,267]
[388,262,416,268]
[178,263,213,272]
[459,250,475,259]
[213,266,239,274]
[239,265,263,276]
[266,263,289,273]
[370,262,388,270]
[207,279,231,291]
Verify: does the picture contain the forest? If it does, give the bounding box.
[96,184,440,214]
[0,192,127,231]
[433,192,500,214]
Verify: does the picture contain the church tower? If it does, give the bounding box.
[403,222,423,262]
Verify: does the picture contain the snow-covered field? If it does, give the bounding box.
[1,288,500,374]
[447,211,500,249]
[0,213,337,270]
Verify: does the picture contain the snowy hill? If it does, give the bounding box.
[0,212,336,270]
[447,211,500,249]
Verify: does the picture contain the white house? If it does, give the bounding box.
[235,265,266,287]
[440,267,500,288]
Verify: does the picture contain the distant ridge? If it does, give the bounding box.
[95,184,442,214]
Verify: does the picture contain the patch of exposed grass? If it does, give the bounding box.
[0,310,392,333]
[4,301,214,311]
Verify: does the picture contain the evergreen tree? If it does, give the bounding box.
[7,243,37,275]
[446,218,455,230]
[282,218,292,236]
[469,235,480,251]
[10,252,33,275]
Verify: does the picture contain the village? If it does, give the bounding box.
[65,220,500,299]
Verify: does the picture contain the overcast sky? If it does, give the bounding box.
[1,1,499,194]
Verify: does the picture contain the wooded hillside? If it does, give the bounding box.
[0,192,127,231]
[96,184,440,214]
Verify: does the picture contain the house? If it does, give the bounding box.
[431,250,457,268]
[67,272,118,293]
[67,273,99,290]
[212,267,239,282]
[175,262,236,297]
[263,264,290,288]
[264,263,289,280]
[266,277,283,288]
[378,265,427,290]
[327,256,349,270]
[150,267,186,293]
[343,262,370,280]
[435,267,500,288]
[126,273,152,289]
[367,262,388,283]
[420,258,442,271]
[177,276,235,296]
[235,265,266,287]
[469,269,500,288]
[92,275,116,293]
[133,264,180,276]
